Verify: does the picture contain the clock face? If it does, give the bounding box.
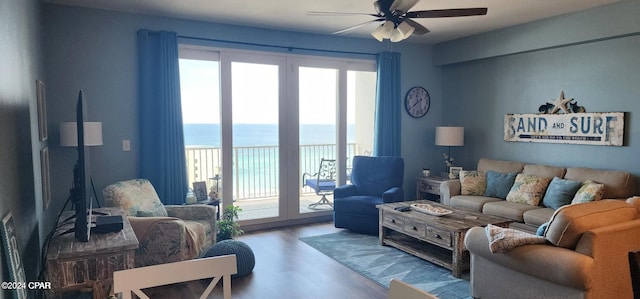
[405,86,430,118]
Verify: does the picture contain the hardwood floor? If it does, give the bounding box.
[228,221,388,299]
[138,221,388,299]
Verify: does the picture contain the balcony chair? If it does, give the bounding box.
[334,156,405,235]
[103,178,217,267]
[302,158,336,209]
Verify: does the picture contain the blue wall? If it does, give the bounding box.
[3,0,636,289]
[0,0,45,287]
[433,0,640,187]
[43,0,640,211]
[43,4,441,205]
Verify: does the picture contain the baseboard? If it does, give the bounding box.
[240,215,333,232]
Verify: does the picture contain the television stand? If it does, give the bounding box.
[46,208,138,298]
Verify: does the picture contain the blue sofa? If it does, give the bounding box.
[333,156,405,235]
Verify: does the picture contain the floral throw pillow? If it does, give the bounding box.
[103,178,168,217]
[506,174,552,206]
[460,170,486,196]
[571,180,605,204]
[485,224,547,253]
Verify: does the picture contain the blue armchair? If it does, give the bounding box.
[333,156,405,235]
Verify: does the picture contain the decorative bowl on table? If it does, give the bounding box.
[410,203,452,216]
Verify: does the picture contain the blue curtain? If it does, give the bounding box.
[137,29,187,204]
[373,52,401,156]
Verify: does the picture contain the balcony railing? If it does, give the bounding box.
[185,144,356,201]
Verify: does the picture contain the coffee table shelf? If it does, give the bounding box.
[378,200,512,277]
[384,232,454,270]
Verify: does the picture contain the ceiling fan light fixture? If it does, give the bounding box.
[397,21,415,39]
[371,24,386,42]
[381,20,395,38]
[390,30,404,42]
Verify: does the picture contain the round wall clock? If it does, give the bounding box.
[404,86,430,118]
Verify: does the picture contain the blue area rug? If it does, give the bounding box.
[300,231,471,299]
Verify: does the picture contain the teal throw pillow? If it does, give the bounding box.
[484,170,518,199]
[543,177,582,210]
[536,221,550,236]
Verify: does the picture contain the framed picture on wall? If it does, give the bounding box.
[192,181,208,201]
[1,212,28,299]
[36,79,47,141]
[449,166,463,179]
[40,147,51,210]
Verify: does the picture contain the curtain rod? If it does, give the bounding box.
[177,35,378,57]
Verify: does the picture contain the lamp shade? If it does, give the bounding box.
[371,20,395,42]
[371,25,386,42]
[397,21,415,39]
[435,126,464,146]
[60,122,103,147]
[390,29,404,42]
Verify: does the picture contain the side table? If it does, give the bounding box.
[46,208,138,298]
[416,176,453,202]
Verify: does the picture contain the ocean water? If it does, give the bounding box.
[184,123,355,147]
[184,123,357,199]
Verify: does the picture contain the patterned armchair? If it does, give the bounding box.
[103,179,216,267]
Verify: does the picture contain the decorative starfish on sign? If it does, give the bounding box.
[549,91,573,114]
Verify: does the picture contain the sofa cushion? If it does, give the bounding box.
[459,170,486,195]
[545,199,637,249]
[506,174,552,206]
[450,195,502,212]
[484,171,518,199]
[564,167,635,199]
[482,201,544,222]
[571,181,605,204]
[523,164,566,179]
[523,207,555,227]
[543,177,582,209]
[477,158,525,173]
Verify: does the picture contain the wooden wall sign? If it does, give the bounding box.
[504,92,625,146]
[504,112,624,146]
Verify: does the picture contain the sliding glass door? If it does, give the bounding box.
[180,46,376,228]
[293,60,377,215]
[224,55,286,222]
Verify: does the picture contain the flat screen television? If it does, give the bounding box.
[71,90,92,242]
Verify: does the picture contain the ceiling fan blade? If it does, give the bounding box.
[332,19,384,35]
[403,19,430,35]
[405,8,488,18]
[390,0,419,13]
[307,11,380,17]
[373,0,387,14]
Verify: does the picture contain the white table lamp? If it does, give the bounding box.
[435,126,464,169]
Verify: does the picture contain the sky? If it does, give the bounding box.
[179,59,362,125]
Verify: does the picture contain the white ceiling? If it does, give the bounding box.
[43,0,620,44]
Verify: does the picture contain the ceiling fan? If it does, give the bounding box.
[308,0,488,42]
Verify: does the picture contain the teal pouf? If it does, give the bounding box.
[205,240,255,278]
